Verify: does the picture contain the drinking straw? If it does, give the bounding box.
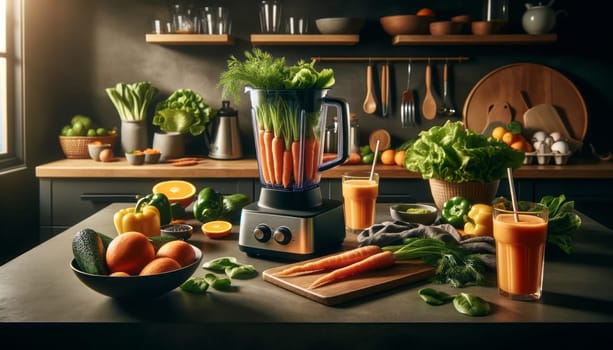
[506,167,520,222]
[369,140,380,182]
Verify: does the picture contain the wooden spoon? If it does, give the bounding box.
[422,63,437,120]
[363,64,377,114]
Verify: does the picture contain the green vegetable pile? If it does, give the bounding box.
[60,114,116,137]
[536,195,581,254]
[404,120,525,183]
[105,82,159,121]
[153,89,216,136]
[218,48,335,102]
[180,256,257,294]
[383,237,488,288]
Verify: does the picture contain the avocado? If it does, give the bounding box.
[72,228,109,275]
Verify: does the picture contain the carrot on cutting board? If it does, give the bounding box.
[308,250,396,289]
[275,245,382,277]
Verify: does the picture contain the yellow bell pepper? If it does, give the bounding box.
[463,204,493,237]
[113,205,161,237]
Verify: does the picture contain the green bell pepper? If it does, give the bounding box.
[193,187,224,223]
[135,193,172,225]
[221,193,251,223]
[442,196,472,228]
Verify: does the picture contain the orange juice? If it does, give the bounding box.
[342,173,379,234]
[494,212,548,300]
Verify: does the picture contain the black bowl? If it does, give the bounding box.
[70,245,202,299]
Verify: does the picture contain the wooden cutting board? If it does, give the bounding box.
[263,257,435,305]
[463,63,588,140]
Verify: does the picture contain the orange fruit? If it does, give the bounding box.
[139,257,181,275]
[417,8,435,17]
[156,240,196,267]
[394,150,406,167]
[152,180,196,208]
[109,271,130,277]
[105,231,155,275]
[501,131,517,145]
[491,126,507,141]
[510,140,526,152]
[202,220,233,239]
[380,149,396,165]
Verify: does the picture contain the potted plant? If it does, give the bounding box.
[151,88,215,161]
[402,120,525,209]
[106,81,159,153]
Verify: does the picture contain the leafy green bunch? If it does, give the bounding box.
[153,89,215,136]
[105,81,159,121]
[404,120,525,183]
[218,48,336,102]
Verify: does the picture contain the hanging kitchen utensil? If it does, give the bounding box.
[439,62,456,116]
[363,63,377,114]
[381,62,390,117]
[400,61,415,127]
[422,62,437,120]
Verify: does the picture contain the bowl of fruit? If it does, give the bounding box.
[59,114,117,159]
[70,230,202,299]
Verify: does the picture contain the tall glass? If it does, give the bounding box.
[493,199,548,301]
[259,0,282,33]
[342,172,379,234]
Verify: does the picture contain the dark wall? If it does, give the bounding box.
[1,0,610,263]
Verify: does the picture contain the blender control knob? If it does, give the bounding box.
[253,224,272,242]
[273,226,292,245]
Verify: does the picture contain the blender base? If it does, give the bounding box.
[238,199,345,261]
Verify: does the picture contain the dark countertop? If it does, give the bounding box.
[2,203,612,348]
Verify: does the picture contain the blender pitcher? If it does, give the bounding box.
[246,88,349,207]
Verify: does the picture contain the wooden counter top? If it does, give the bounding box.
[36,157,613,179]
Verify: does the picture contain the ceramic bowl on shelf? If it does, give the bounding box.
[88,142,112,161]
[429,21,462,35]
[125,152,145,165]
[70,245,202,299]
[380,15,434,35]
[390,203,439,225]
[144,152,161,164]
[315,17,364,34]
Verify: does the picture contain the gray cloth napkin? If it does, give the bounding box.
[356,220,496,269]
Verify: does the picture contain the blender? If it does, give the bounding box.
[239,88,350,261]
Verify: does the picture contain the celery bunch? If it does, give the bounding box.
[106,82,159,121]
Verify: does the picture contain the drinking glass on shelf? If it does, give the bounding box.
[285,16,308,34]
[259,0,282,33]
[202,6,231,34]
[171,3,194,34]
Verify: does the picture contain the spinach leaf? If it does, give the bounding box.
[418,288,455,306]
[180,277,209,294]
[453,293,491,316]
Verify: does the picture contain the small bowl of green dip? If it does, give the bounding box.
[390,203,439,225]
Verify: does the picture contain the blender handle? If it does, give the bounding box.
[319,96,350,172]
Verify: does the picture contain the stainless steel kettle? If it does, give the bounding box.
[207,100,243,159]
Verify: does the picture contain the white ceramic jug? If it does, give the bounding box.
[522,0,566,34]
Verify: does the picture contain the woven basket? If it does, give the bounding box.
[429,178,500,209]
[59,135,118,159]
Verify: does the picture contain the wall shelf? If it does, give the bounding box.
[250,34,359,45]
[145,34,234,45]
[391,33,557,46]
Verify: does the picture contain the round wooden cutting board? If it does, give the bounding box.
[462,63,588,140]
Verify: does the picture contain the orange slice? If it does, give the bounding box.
[202,220,232,239]
[152,180,196,208]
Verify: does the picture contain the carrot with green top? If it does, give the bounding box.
[263,129,275,184]
[258,128,271,184]
[282,149,293,189]
[275,245,382,277]
[308,250,396,289]
[291,140,302,187]
[272,135,284,185]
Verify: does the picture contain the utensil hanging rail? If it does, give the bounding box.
[311,56,469,63]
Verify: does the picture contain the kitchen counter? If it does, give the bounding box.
[3,203,613,348]
[35,157,613,179]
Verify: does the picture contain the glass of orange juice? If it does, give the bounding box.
[342,171,379,234]
[493,199,549,301]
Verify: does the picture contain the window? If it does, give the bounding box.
[0,0,24,172]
